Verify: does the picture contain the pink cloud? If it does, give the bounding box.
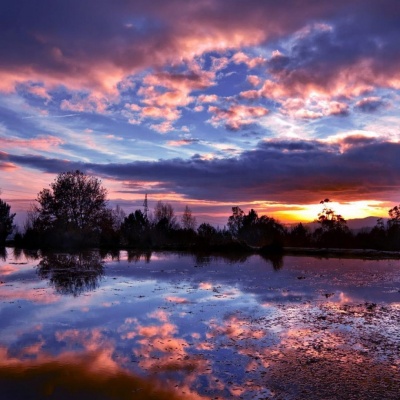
[1,0,398,128]
[167,139,198,147]
[0,135,64,152]
[60,93,109,114]
[165,296,191,304]
[26,85,52,101]
[0,161,17,171]
[0,286,60,304]
[207,316,265,341]
[149,121,174,134]
[147,309,169,322]
[208,104,269,130]
[123,66,219,129]
[198,94,218,103]
[247,75,262,87]
[0,265,18,275]
[281,98,349,119]
[232,51,266,69]
[198,282,213,290]
[141,106,180,120]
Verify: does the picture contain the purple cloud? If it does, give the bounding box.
[2,138,399,204]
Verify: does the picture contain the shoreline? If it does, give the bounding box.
[282,246,400,259]
[4,242,400,260]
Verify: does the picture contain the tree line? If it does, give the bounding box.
[2,170,400,251]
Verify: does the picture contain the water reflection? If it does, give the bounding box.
[192,251,283,269]
[260,252,284,270]
[0,356,192,400]
[126,250,152,263]
[36,252,104,296]
[0,247,6,261]
[1,250,399,399]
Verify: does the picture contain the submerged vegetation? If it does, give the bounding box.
[3,170,400,252]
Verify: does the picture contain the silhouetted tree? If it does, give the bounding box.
[389,205,400,224]
[313,199,352,247]
[288,222,312,247]
[36,170,108,230]
[153,201,178,231]
[386,206,400,249]
[0,198,15,244]
[120,209,150,246]
[112,205,126,230]
[196,222,217,247]
[198,222,217,238]
[25,170,113,247]
[227,208,286,248]
[181,205,197,231]
[316,199,347,229]
[355,218,386,250]
[227,206,244,237]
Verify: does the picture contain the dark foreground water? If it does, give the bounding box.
[0,248,399,400]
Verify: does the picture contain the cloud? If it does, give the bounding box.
[208,104,269,130]
[263,10,400,103]
[0,161,17,171]
[247,75,262,87]
[3,137,400,204]
[167,139,199,147]
[0,135,64,152]
[198,94,218,103]
[60,93,109,114]
[232,52,266,69]
[355,97,386,113]
[0,1,367,98]
[1,0,399,128]
[149,121,174,134]
[123,66,217,129]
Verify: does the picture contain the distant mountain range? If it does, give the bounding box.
[303,216,388,232]
[345,216,388,230]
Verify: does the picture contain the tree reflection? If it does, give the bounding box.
[127,250,152,263]
[37,251,104,296]
[0,247,6,261]
[193,251,284,270]
[259,253,284,270]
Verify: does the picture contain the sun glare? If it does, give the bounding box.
[274,200,388,223]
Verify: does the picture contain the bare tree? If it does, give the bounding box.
[181,205,197,230]
[112,205,126,230]
[153,201,178,230]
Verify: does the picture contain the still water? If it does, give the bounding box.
[0,248,399,399]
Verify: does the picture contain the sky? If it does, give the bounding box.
[1,0,400,226]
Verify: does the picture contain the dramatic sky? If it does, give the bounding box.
[1,0,400,225]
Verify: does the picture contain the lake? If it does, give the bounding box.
[0,248,399,399]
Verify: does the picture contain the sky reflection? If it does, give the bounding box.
[0,249,399,399]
